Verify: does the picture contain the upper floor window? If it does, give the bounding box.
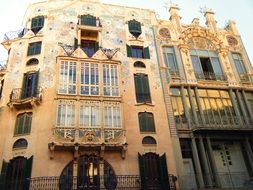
[190,49,225,81]
[80,101,100,128]
[232,53,248,81]
[59,61,119,97]
[59,61,77,94]
[14,113,32,135]
[27,42,42,56]
[126,45,150,59]
[104,103,121,128]
[138,112,155,132]
[163,47,179,77]
[134,74,151,103]
[81,63,99,95]
[31,16,44,34]
[128,19,142,38]
[21,71,39,99]
[80,14,98,27]
[57,100,76,127]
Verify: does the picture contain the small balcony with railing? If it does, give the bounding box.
[8,87,42,110]
[194,71,227,82]
[49,126,127,159]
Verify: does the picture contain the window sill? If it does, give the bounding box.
[13,133,31,137]
[135,102,155,107]
[140,131,156,134]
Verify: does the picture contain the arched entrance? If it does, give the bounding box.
[59,155,116,190]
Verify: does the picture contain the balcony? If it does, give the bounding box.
[8,87,42,110]
[49,127,127,158]
[78,15,102,32]
[195,71,227,81]
[28,175,177,190]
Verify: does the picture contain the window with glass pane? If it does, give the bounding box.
[57,101,75,127]
[232,53,248,81]
[134,74,151,103]
[132,46,144,58]
[59,61,77,94]
[27,42,42,56]
[103,64,119,96]
[80,15,96,26]
[163,47,179,76]
[138,112,155,132]
[31,16,44,34]
[104,104,121,128]
[81,63,99,95]
[128,20,142,38]
[170,88,187,128]
[14,113,32,135]
[190,49,225,81]
[80,102,100,127]
[245,92,253,115]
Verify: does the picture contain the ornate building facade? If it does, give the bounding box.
[0,0,252,190]
[156,5,253,190]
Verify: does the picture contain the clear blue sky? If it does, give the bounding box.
[0,0,252,63]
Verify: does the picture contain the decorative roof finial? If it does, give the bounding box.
[200,6,214,15]
[164,0,179,11]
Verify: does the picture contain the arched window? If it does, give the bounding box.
[134,61,146,68]
[13,139,28,149]
[142,136,157,145]
[26,58,39,66]
[138,112,155,132]
[14,113,32,135]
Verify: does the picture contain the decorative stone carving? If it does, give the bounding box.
[58,42,75,56]
[226,35,238,46]
[158,27,171,39]
[101,48,120,59]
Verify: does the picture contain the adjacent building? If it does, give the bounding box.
[0,0,252,190]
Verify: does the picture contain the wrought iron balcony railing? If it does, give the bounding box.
[195,71,227,81]
[28,175,177,190]
[9,88,41,102]
[53,127,126,145]
[3,28,28,41]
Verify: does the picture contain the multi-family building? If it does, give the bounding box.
[0,0,177,190]
[156,4,253,190]
[0,0,252,190]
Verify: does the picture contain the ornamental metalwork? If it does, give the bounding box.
[227,35,238,46]
[101,48,120,59]
[58,42,76,56]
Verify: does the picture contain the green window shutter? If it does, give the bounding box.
[142,75,151,103]
[126,45,132,57]
[159,154,170,190]
[138,153,147,190]
[143,47,150,59]
[30,71,39,97]
[95,42,99,53]
[139,113,146,132]
[21,73,28,99]
[27,45,32,56]
[22,156,33,190]
[24,114,32,134]
[147,113,155,132]
[134,75,143,102]
[18,114,25,134]
[74,38,78,49]
[128,20,142,38]
[0,160,9,190]
[31,18,37,28]
[38,16,44,27]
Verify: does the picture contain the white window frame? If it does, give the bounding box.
[104,102,122,128]
[80,101,100,128]
[103,64,119,96]
[56,100,76,127]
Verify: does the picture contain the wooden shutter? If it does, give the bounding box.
[142,75,151,103]
[21,73,28,99]
[31,71,39,97]
[147,113,155,132]
[38,16,44,27]
[159,154,170,190]
[134,75,142,102]
[143,47,150,59]
[35,42,41,55]
[24,114,32,134]
[22,156,33,190]
[31,18,37,28]
[126,45,132,57]
[95,42,99,53]
[139,113,146,132]
[138,153,146,190]
[0,160,9,190]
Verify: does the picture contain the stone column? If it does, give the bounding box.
[180,86,191,128]
[188,87,199,126]
[206,137,221,188]
[244,137,253,172]
[199,136,213,187]
[235,90,249,125]
[228,89,243,125]
[194,87,206,124]
[191,137,205,188]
